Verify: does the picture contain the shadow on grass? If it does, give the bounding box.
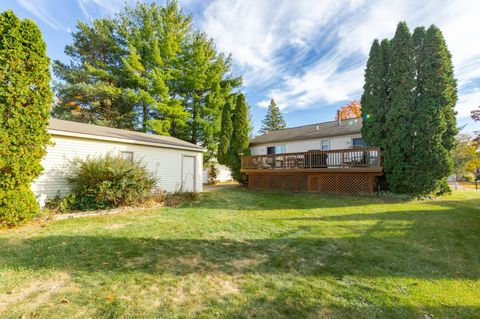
[216,300,480,319]
[195,188,409,211]
[1,209,478,280]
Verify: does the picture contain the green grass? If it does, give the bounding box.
[1,188,479,318]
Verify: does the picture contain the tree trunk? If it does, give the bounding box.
[191,98,199,144]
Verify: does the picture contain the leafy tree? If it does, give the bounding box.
[336,100,361,120]
[218,101,233,165]
[0,11,52,226]
[361,39,389,149]
[471,106,480,142]
[383,21,417,193]
[229,94,250,183]
[453,134,480,181]
[409,25,457,194]
[259,99,286,133]
[472,106,480,121]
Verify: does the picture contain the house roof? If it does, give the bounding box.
[250,118,362,145]
[48,119,204,152]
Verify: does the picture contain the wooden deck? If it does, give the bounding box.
[241,148,382,194]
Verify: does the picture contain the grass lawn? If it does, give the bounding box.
[1,188,479,318]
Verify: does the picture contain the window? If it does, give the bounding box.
[352,138,366,148]
[321,139,329,150]
[121,151,134,162]
[267,145,286,154]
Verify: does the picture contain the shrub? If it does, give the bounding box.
[0,11,53,227]
[67,154,156,210]
[46,191,76,214]
[208,163,218,184]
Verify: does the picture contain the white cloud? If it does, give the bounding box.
[194,0,480,115]
[456,89,480,119]
[16,0,66,30]
[77,0,133,19]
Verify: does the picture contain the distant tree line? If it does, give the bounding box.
[361,21,457,195]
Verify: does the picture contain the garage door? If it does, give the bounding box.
[182,156,196,192]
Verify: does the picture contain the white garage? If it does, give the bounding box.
[32,119,204,205]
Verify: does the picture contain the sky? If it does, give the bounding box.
[1,0,479,135]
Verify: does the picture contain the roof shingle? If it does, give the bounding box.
[48,119,204,151]
[250,118,362,145]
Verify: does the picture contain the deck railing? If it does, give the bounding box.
[241,147,381,170]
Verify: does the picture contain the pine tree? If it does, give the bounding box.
[218,101,233,165]
[53,19,134,129]
[259,99,286,133]
[229,94,250,183]
[409,25,457,194]
[119,2,189,133]
[0,11,53,226]
[361,39,389,149]
[383,21,417,193]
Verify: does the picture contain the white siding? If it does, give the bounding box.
[31,135,203,202]
[250,133,362,155]
[203,164,233,184]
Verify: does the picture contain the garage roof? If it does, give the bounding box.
[48,119,204,152]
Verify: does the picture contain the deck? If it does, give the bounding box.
[241,148,382,194]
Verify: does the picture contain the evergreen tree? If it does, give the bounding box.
[383,21,417,193]
[229,94,250,183]
[118,1,189,133]
[409,25,457,194]
[53,19,134,129]
[259,99,286,133]
[0,11,53,226]
[218,101,233,165]
[362,21,458,194]
[361,39,389,148]
[53,1,241,153]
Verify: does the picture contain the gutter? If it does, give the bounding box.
[48,129,206,153]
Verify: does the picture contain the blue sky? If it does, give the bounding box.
[1,0,479,135]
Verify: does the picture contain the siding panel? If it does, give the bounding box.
[31,135,203,203]
[250,134,362,155]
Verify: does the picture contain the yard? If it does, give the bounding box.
[0,188,479,319]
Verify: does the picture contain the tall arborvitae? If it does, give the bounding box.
[229,94,250,184]
[259,99,286,134]
[361,39,389,148]
[410,25,457,194]
[218,101,233,165]
[0,11,53,226]
[383,21,417,193]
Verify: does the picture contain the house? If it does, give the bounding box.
[250,117,365,155]
[241,117,382,194]
[32,119,204,206]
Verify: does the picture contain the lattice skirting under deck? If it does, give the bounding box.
[248,173,379,194]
